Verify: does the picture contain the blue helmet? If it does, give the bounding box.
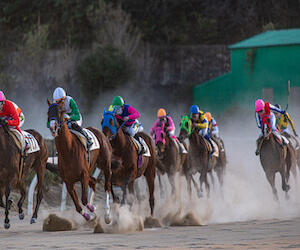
[189,105,199,115]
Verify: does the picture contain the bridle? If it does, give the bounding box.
[102,111,126,141]
[48,103,65,137]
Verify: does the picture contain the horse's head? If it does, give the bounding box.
[178,115,192,142]
[47,99,64,137]
[261,115,272,139]
[101,108,118,139]
[154,124,166,157]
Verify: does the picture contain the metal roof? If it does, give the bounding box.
[228,29,300,49]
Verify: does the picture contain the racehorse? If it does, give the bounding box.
[0,118,48,229]
[153,122,187,198]
[47,100,114,223]
[259,116,292,200]
[101,109,157,216]
[178,115,212,198]
[282,132,299,177]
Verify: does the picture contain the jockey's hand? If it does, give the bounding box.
[192,122,198,128]
[63,114,71,121]
[123,116,129,122]
[294,130,298,137]
[283,110,286,116]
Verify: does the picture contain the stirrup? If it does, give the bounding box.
[255,149,260,156]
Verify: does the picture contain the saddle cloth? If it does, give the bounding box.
[131,137,151,157]
[9,129,40,154]
[204,138,219,158]
[69,128,100,151]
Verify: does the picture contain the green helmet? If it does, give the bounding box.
[112,96,124,107]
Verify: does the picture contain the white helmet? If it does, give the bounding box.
[53,87,66,103]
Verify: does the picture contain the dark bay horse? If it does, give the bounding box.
[153,123,187,197]
[179,115,220,198]
[101,109,156,216]
[0,119,48,229]
[260,116,292,200]
[47,100,113,223]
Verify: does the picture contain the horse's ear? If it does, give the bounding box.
[112,106,116,114]
[47,98,52,106]
[103,107,106,114]
[181,114,183,119]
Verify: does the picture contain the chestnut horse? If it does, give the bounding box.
[0,118,48,229]
[154,123,187,198]
[260,116,293,200]
[178,115,220,198]
[47,101,113,223]
[101,109,156,216]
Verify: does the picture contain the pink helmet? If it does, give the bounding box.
[0,91,6,102]
[255,99,264,112]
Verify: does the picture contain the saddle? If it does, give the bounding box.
[69,128,100,151]
[9,129,40,154]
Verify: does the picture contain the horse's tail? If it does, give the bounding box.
[46,162,60,176]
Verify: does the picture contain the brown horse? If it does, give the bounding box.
[47,100,114,223]
[0,118,48,229]
[282,132,299,177]
[153,123,187,198]
[178,115,211,198]
[101,109,156,216]
[259,116,292,200]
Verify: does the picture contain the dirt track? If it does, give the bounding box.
[0,212,299,249]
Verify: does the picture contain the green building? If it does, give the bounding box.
[193,29,300,117]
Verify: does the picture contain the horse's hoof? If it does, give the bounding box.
[197,191,203,198]
[19,213,24,220]
[4,222,10,229]
[89,213,97,222]
[30,217,36,224]
[105,214,111,224]
[87,204,98,213]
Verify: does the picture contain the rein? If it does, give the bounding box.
[109,121,126,141]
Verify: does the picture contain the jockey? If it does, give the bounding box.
[274,104,298,138]
[254,99,288,155]
[0,91,22,134]
[150,108,187,154]
[112,95,145,154]
[189,105,215,154]
[52,87,93,148]
[205,112,224,151]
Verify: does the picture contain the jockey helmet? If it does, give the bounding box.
[53,87,66,103]
[157,108,166,118]
[255,99,264,112]
[112,96,124,107]
[274,104,281,109]
[205,112,212,122]
[189,105,199,115]
[0,91,6,101]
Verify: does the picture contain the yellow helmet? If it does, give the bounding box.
[157,108,167,118]
[205,112,212,122]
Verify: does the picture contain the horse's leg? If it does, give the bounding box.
[121,175,130,205]
[65,183,91,221]
[209,171,215,189]
[167,173,176,197]
[4,183,12,229]
[144,170,155,217]
[157,174,165,199]
[16,181,26,220]
[265,173,278,201]
[199,172,210,197]
[184,173,193,200]
[0,188,4,208]
[31,164,45,224]
[279,168,290,200]
[81,173,98,213]
[99,157,112,224]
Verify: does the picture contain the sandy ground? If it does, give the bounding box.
[1,116,300,249]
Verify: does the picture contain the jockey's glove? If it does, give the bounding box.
[294,130,298,137]
[0,119,7,126]
[63,113,71,121]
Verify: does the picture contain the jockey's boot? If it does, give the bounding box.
[209,139,215,154]
[179,142,187,154]
[74,124,93,148]
[134,134,145,155]
[255,137,263,155]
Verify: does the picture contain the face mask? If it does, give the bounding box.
[116,107,122,115]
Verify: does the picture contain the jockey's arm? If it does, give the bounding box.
[269,104,284,114]
[197,113,208,129]
[127,106,140,120]
[255,112,261,128]
[6,101,20,127]
[69,98,81,121]
[286,112,296,131]
[166,116,175,131]
[149,120,159,135]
